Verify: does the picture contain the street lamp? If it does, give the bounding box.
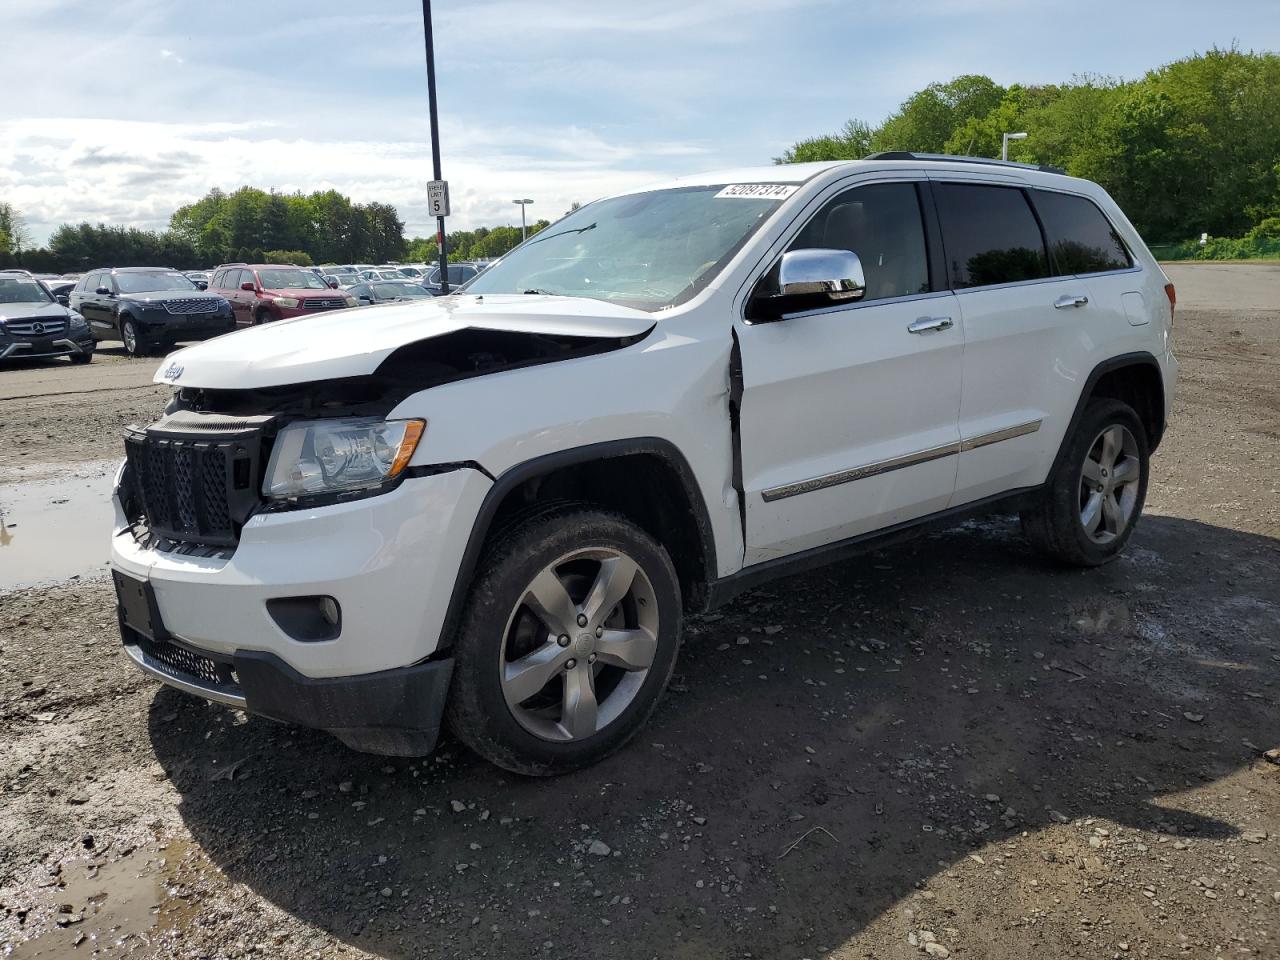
[1001,131,1028,162]
[513,199,534,241]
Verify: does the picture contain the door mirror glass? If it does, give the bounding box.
[775,248,866,303]
[95,286,111,296]
[56,294,69,306]
[193,280,208,291]
[240,281,256,292]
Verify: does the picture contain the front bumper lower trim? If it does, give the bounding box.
[123,629,455,757]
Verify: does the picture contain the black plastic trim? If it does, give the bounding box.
[707,484,1045,610]
[438,438,719,651]
[917,181,948,294]
[233,649,455,757]
[1056,351,1166,459]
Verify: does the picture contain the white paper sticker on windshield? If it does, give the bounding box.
[714,183,799,200]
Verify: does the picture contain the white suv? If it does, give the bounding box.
[111,154,1177,775]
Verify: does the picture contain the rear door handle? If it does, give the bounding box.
[908,316,954,334]
[1054,294,1089,309]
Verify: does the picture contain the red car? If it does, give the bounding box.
[208,263,356,326]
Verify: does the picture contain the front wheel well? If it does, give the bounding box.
[482,448,715,614]
[1086,360,1165,450]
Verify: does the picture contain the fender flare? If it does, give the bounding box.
[436,437,718,653]
[1052,351,1165,472]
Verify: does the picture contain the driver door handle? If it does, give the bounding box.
[907,316,954,334]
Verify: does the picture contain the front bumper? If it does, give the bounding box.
[123,627,454,755]
[112,467,492,751]
[0,333,93,360]
[136,313,236,342]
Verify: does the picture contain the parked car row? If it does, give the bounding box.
[1,258,491,364]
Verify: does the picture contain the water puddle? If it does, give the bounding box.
[0,461,118,592]
[3,839,209,959]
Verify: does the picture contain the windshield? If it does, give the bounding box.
[259,269,327,290]
[375,282,431,298]
[115,271,197,293]
[0,277,53,304]
[464,185,788,310]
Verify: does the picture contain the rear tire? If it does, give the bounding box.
[1021,398,1149,566]
[446,505,683,776]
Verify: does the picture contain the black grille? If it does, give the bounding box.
[163,298,220,315]
[124,430,259,548]
[301,297,348,310]
[135,633,237,687]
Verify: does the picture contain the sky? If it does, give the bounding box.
[2,0,1278,247]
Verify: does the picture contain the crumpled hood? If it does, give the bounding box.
[154,294,655,390]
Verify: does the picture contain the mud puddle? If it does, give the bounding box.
[3,839,210,958]
[0,461,117,591]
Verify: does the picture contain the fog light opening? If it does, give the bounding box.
[266,595,343,642]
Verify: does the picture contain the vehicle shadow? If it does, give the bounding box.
[148,513,1280,959]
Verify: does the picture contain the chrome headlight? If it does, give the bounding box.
[68,311,88,331]
[343,295,359,307]
[272,296,300,309]
[263,418,426,500]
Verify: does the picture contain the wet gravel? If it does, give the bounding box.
[0,265,1277,959]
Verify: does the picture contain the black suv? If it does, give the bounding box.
[70,267,235,357]
[0,270,95,364]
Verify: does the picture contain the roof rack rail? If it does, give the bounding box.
[863,151,1067,176]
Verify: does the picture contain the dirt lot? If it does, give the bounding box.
[1,264,1277,960]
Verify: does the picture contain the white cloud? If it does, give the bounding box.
[3,0,1278,250]
[0,116,706,246]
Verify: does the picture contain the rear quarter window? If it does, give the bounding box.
[933,183,1050,289]
[1031,190,1133,275]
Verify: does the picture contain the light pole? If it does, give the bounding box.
[513,199,534,241]
[420,0,449,293]
[1001,131,1028,162]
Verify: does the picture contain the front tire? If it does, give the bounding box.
[446,506,683,776]
[120,318,145,357]
[69,351,93,365]
[1021,398,1149,566]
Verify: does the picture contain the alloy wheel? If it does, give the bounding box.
[1079,424,1140,544]
[122,320,138,356]
[499,547,659,742]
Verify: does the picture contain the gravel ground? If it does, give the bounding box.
[1,264,1277,960]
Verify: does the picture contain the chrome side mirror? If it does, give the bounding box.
[774,248,866,302]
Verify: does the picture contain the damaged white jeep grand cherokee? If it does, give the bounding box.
[112,154,1177,775]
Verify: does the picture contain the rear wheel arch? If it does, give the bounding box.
[1056,353,1165,468]
[440,439,718,651]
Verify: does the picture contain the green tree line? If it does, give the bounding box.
[0,185,557,273]
[406,220,552,263]
[779,47,1280,246]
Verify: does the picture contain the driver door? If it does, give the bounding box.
[736,179,964,565]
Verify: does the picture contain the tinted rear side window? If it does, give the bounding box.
[934,183,1049,289]
[1032,190,1132,275]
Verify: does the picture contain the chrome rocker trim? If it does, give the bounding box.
[761,419,1042,503]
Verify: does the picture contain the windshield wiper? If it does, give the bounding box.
[522,288,562,296]
[527,221,596,246]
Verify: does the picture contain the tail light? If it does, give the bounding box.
[1164,282,1176,326]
